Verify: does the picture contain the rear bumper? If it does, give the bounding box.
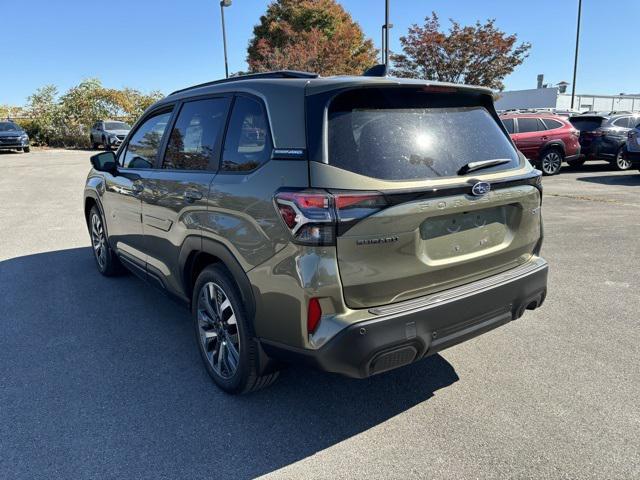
[261,257,548,378]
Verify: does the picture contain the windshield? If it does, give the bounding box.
[327,89,519,180]
[104,122,131,130]
[0,122,21,132]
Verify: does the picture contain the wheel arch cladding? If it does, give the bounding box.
[542,140,565,156]
[180,236,256,320]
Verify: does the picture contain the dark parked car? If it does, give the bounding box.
[0,120,30,153]
[90,120,131,150]
[569,114,640,170]
[84,71,547,394]
[500,113,581,175]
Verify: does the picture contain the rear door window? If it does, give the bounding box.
[326,89,518,180]
[162,98,230,171]
[517,118,543,133]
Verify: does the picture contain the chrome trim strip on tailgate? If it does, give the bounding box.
[368,257,548,316]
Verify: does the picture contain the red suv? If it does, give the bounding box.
[500,113,582,175]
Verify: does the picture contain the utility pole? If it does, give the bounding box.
[570,0,582,109]
[220,0,232,78]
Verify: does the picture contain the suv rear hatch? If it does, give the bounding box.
[569,116,606,147]
[302,84,542,309]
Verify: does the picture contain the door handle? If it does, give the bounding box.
[541,136,548,141]
[184,190,203,202]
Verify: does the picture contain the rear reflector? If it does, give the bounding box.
[307,298,322,334]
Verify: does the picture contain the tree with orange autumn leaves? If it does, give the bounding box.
[247,0,378,75]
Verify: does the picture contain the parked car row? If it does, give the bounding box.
[500,111,640,175]
[0,119,30,153]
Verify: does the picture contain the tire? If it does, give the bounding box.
[193,264,279,394]
[88,206,124,276]
[103,136,112,151]
[567,158,585,168]
[539,148,564,176]
[23,146,30,153]
[614,146,632,171]
[91,136,98,149]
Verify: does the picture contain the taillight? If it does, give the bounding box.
[571,129,580,138]
[274,190,387,245]
[307,298,322,334]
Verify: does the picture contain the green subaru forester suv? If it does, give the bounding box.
[84,71,548,394]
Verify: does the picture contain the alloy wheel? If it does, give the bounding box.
[197,282,240,379]
[541,151,562,175]
[90,213,107,269]
[616,150,631,170]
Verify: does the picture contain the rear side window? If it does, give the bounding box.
[121,111,172,169]
[613,117,631,128]
[326,89,518,180]
[570,117,604,131]
[163,98,229,170]
[542,118,563,130]
[517,118,543,133]
[221,96,270,172]
[501,118,515,134]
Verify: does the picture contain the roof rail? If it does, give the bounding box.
[169,70,319,96]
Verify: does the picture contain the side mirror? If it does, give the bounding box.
[90,151,117,174]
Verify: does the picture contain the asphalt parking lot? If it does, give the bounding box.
[1,149,639,479]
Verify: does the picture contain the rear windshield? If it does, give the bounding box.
[569,117,604,131]
[326,89,519,180]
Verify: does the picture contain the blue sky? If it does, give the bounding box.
[2,0,639,106]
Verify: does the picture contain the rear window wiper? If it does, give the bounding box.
[457,158,512,175]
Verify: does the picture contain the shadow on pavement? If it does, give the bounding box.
[562,160,615,173]
[576,173,640,187]
[0,247,458,479]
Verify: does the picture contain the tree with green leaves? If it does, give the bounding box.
[392,13,531,90]
[21,79,163,147]
[247,0,377,76]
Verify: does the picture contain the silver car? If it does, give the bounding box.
[90,120,131,150]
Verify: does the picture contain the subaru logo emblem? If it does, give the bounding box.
[471,182,491,196]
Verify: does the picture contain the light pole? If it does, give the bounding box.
[381,22,393,65]
[220,0,232,78]
[384,0,390,70]
[570,0,582,109]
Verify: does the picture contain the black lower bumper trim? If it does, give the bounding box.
[261,259,548,378]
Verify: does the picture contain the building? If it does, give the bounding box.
[495,76,640,112]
